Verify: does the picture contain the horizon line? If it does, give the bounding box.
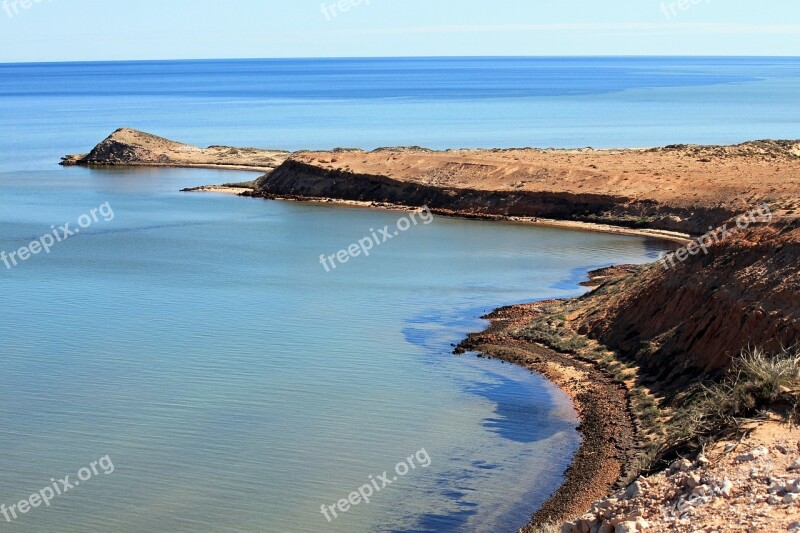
[2,54,800,66]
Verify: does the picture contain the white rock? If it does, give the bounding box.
[789,459,800,471]
[736,446,769,462]
[768,482,784,494]
[720,478,734,497]
[785,493,800,504]
[624,481,644,500]
[685,473,702,490]
[615,522,638,533]
[592,500,612,512]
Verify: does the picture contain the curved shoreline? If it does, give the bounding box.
[187,183,667,527]
[458,299,639,530]
[193,186,693,244]
[67,157,678,530]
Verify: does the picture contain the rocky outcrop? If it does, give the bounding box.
[61,128,289,172]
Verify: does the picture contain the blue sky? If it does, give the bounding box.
[0,0,798,62]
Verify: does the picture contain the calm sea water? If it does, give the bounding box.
[0,57,791,532]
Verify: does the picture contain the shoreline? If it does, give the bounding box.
[184,184,693,244]
[458,296,640,529]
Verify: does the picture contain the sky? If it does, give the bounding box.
[0,0,799,63]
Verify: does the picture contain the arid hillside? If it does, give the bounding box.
[575,222,800,380]
[61,128,289,172]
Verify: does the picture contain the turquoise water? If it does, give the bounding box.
[1,56,782,531]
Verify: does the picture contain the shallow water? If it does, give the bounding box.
[0,166,670,532]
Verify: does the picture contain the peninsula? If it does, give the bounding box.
[63,129,800,532]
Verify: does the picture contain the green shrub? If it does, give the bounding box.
[666,345,800,453]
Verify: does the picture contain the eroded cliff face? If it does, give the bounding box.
[573,223,800,380]
[253,160,732,234]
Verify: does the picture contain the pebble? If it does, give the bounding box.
[736,446,769,462]
[720,479,734,497]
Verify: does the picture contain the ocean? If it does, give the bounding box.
[0,57,796,532]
